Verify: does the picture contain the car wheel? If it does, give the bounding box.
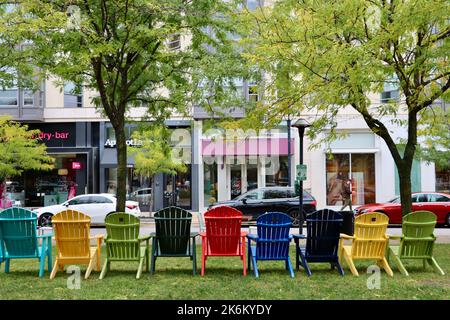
[38,213,53,227]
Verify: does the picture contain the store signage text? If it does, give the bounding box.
[33,131,70,141]
[104,139,142,148]
[72,162,82,170]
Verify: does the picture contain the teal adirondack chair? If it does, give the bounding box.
[151,207,198,275]
[0,207,52,277]
[99,213,150,279]
[388,211,445,276]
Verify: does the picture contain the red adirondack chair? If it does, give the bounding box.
[200,206,247,276]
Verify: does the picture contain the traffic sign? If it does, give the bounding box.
[296,164,307,181]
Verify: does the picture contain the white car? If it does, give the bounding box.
[33,194,140,227]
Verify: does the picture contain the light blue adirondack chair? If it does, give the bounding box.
[0,207,53,277]
[247,212,294,278]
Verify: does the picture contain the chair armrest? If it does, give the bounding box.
[149,232,156,237]
[386,234,401,240]
[90,234,104,240]
[190,232,199,238]
[246,234,258,241]
[292,234,306,240]
[37,233,53,239]
[340,233,355,240]
[138,235,151,241]
[240,231,248,237]
[200,232,206,238]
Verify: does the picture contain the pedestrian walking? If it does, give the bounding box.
[340,178,353,211]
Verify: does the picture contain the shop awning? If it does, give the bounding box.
[100,149,135,166]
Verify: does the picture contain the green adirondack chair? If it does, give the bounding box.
[99,213,150,279]
[388,211,445,276]
[0,207,52,277]
[151,207,198,275]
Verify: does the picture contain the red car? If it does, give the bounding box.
[355,192,450,225]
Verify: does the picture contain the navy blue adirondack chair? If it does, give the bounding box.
[0,207,53,277]
[293,209,344,276]
[247,212,294,278]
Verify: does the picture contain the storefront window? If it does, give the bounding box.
[265,156,289,187]
[230,164,242,199]
[7,154,85,207]
[204,163,218,206]
[435,164,450,194]
[326,153,375,206]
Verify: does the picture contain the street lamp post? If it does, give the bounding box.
[292,118,311,234]
[287,117,292,187]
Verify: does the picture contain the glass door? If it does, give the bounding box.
[230,164,242,199]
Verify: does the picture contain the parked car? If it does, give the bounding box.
[128,188,152,206]
[355,192,450,225]
[33,193,140,227]
[209,187,317,226]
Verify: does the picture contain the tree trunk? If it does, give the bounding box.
[397,160,414,216]
[114,125,127,212]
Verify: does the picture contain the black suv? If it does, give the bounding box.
[209,187,317,226]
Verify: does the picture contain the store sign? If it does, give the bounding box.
[34,131,70,141]
[104,139,142,148]
[28,123,77,147]
[72,162,82,170]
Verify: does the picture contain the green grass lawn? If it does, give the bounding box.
[0,244,449,300]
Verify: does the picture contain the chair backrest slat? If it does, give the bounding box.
[352,212,388,258]
[154,206,192,255]
[105,212,140,259]
[0,208,39,257]
[306,209,342,259]
[52,210,91,258]
[400,211,437,258]
[205,206,242,255]
[256,212,291,259]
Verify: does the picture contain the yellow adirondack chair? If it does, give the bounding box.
[339,212,393,277]
[50,210,103,280]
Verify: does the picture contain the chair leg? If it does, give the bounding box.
[286,258,295,278]
[252,255,259,278]
[428,257,445,275]
[247,240,251,271]
[298,250,311,276]
[47,239,52,272]
[85,258,96,279]
[150,238,157,274]
[145,248,150,273]
[201,254,206,276]
[380,257,394,277]
[294,239,300,271]
[192,240,197,276]
[39,256,46,278]
[343,253,359,276]
[201,237,206,276]
[388,248,408,276]
[335,261,345,276]
[137,257,145,279]
[4,259,10,273]
[96,249,101,272]
[50,259,59,280]
[99,259,109,280]
[242,237,246,276]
